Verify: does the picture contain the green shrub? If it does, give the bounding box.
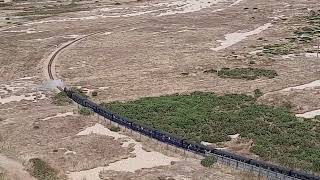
[254,89,263,98]
[52,92,72,106]
[79,107,92,116]
[109,125,120,132]
[92,91,98,97]
[201,156,217,167]
[28,158,58,180]
[314,115,320,120]
[217,68,278,80]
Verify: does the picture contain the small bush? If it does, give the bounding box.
[254,89,263,98]
[28,158,58,180]
[109,125,121,132]
[79,107,92,116]
[314,115,320,120]
[92,91,98,97]
[203,69,217,74]
[52,92,72,106]
[201,156,217,167]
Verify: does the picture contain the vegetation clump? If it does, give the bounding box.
[109,125,121,132]
[217,68,278,80]
[92,91,98,97]
[28,158,58,180]
[201,156,217,167]
[102,92,320,172]
[253,89,263,98]
[203,69,217,74]
[78,107,92,116]
[52,92,72,106]
[262,43,295,55]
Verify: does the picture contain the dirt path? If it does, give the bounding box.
[0,154,35,180]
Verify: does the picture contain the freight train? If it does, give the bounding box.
[64,87,320,180]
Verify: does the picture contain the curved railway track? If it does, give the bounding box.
[46,24,320,180]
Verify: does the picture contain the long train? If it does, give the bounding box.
[64,87,320,180]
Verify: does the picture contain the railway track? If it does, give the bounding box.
[46,23,320,180]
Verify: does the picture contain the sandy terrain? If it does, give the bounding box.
[0,0,319,179]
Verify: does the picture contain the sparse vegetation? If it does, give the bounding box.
[79,107,92,116]
[102,92,320,172]
[15,3,83,17]
[262,43,295,55]
[52,91,72,106]
[201,156,217,167]
[260,10,320,56]
[217,68,278,80]
[28,158,58,180]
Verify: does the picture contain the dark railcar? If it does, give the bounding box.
[291,170,320,180]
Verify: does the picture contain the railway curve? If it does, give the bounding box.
[45,26,320,180]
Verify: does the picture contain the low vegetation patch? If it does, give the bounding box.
[109,125,121,132]
[52,91,72,106]
[28,158,58,180]
[260,10,320,56]
[102,92,320,172]
[262,43,295,55]
[217,68,277,80]
[201,156,217,167]
[78,107,92,116]
[92,91,98,97]
[253,89,263,98]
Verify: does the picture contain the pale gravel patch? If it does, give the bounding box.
[296,109,320,119]
[0,93,46,104]
[41,112,75,121]
[69,123,179,180]
[281,80,320,91]
[211,23,273,51]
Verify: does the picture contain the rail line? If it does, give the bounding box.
[46,24,320,180]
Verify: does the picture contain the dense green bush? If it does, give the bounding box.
[28,158,58,180]
[201,156,217,167]
[109,125,121,132]
[102,92,320,172]
[217,68,278,80]
[78,107,92,116]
